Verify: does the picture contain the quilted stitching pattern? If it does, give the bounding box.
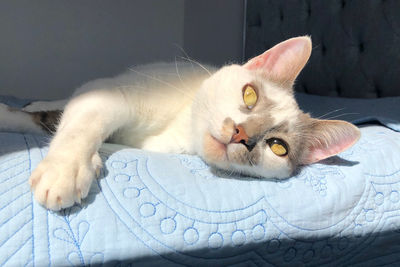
[245,0,400,98]
[1,124,400,266]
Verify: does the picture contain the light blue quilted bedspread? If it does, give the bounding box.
[1,123,400,266]
[1,93,400,266]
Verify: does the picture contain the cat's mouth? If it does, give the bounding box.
[203,132,228,163]
[204,132,252,166]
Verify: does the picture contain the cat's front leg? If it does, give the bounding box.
[29,90,130,210]
[29,150,103,210]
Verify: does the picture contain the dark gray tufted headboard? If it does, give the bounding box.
[244,0,400,98]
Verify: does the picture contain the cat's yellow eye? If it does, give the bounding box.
[243,84,258,109]
[267,138,288,156]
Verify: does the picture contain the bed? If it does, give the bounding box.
[1,94,400,266]
[2,1,400,266]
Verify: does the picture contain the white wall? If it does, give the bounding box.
[0,0,244,100]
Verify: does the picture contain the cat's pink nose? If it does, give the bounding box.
[231,125,249,144]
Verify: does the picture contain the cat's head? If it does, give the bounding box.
[192,36,360,179]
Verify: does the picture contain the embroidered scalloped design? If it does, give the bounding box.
[1,125,400,266]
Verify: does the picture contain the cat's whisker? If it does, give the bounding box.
[115,85,191,104]
[225,168,236,179]
[172,43,195,70]
[128,67,198,102]
[178,56,212,77]
[38,121,53,134]
[113,85,212,121]
[120,70,211,122]
[247,154,256,167]
[174,57,188,89]
[324,112,360,120]
[317,108,346,119]
[128,68,180,90]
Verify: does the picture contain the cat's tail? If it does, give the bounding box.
[0,103,61,134]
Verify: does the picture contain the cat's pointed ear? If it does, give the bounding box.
[244,36,312,86]
[302,120,361,164]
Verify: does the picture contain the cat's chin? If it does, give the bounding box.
[231,164,292,180]
[202,132,228,164]
[202,132,256,172]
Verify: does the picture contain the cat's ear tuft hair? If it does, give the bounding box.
[302,120,361,164]
[244,36,312,86]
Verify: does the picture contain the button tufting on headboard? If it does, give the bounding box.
[244,0,400,98]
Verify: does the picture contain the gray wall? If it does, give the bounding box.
[0,0,244,100]
[184,0,245,67]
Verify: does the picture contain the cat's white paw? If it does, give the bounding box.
[29,152,102,211]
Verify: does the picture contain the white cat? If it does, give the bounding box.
[0,36,360,210]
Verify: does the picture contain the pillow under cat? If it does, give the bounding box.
[0,36,360,210]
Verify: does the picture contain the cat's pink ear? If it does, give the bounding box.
[302,120,361,164]
[244,36,312,86]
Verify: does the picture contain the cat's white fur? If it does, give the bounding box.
[28,62,215,210]
[0,37,361,210]
[190,65,296,177]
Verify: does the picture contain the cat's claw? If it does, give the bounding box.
[29,152,102,211]
[93,153,102,178]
